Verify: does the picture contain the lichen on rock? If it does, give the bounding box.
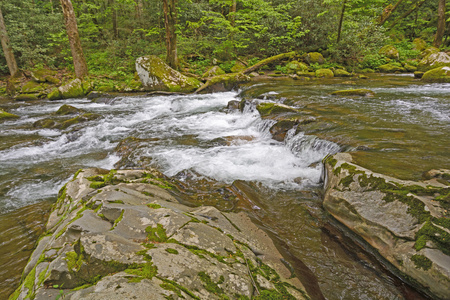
[136,55,202,92]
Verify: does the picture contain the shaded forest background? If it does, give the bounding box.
[0,0,448,78]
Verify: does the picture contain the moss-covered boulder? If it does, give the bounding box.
[333,69,351,77]
[31,69,59,84]
[15,93,39,101]
[404,63,417,72]
[196,72,250,94]
[230,61,246,73]
[315,69,334,78]
[0,109,19,121]
[21,81,44,94]
[420,47,439,58]
[378,62,406,73]
[202,66,225,79]
[323,153,450,299]
[305,52,325,64]
[414,71,424,78]
[378,45,399,60]
[412,38,427,51]
[10,168,310,300]
[285,61,309,74]
[55,104,85,116]
[48,79,91,100]
[136,55,202,92]
[422,66,450,83]
[331,89,375,97]
[256,102,299,118]
[418,52,450,72]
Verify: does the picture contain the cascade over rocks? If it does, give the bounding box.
[136,55,202,93]
[323,153,450,299]
[10,168,309,300]
[33,104,100,130]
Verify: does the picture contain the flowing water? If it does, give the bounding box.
[0,75,448,299]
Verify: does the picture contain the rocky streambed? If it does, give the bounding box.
[2,75,449,300]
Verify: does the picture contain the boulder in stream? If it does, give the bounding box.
[331,89,375,97]
[421,66,450,83]
[256,102,300,118]
[136,55,202,92]
[9,168,309,300]
[0,109,19,121]
[323,153,450,299]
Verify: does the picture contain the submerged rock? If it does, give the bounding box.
[136,55,202,92]
[256,102,299,118]
[422,66,450,83]
[10,169,309,300]
[33,105,100,130]
[331,89,375,97]
[323,153,450,299]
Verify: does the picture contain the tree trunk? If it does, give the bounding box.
[433,0,446,47]
[109,0,118,39]
[59,0,88,78]
[163,0,178,69]
[0,7,19,77]
[378,0,404,25]
[337,0,347,43]
[389,0,426,30]
[230,0,237,27]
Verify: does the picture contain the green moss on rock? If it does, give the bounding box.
[411,254,432,271]
[0,109,19,120]
[378,63,406,73]
[55,104,84,116]
[285,61,309,73]
[305,52,325,64]
[333,69,351,77]
[21,81,44,94]
[256,103,299,117]
[47,88,62,100]
[412,38,427,51]
[15,93,40,101]
[378,45,399,60]
[315,69,334,78]
[422,66,450,83]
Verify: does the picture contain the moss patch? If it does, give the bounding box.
[331,89,375,97]
[256,103,299,117]
[411,254,432,271]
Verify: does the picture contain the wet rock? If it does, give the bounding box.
[331,89,375,97]
[256,102,299,118]
[422,66,450,83]
[315,69,334,78]
[11,168,309,300]
[323,153,450,299]
[378,45,399,60]
[305,52,325,64]
[418,52,450,72]
[196,72,251,94]
[33,105,100,130]
[0,109,19,121]
[414,71,424,78]
[136,55,201,92]
[227,100,240,110]
[55,104,84,116]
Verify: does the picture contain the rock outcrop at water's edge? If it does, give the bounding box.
[10,168,309,300]
[323,153,450,299]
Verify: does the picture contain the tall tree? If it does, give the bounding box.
[433,0,446,47]
[59,0,88,78]
[337,0,347,43]
[378,0,404,25]
[163,0,178,69]
[0,6,18,77]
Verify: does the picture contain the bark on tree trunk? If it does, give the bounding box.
[378,0,404,25]
[109,0,118,39]
[337,0,347,43]
[433,0,446,47]
[163,0,178,69]
[230,0,237,27]
[0,7,19,77]
[59,0,88,78]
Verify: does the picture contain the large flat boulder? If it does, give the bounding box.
[418,52,450,72]
[323,153,450,299]
[136,56,201,92]
[10,168,309,300]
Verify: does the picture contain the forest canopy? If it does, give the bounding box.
[0,0,448,76]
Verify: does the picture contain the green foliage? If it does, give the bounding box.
[359,54,388,70]
[411,254,432,271]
